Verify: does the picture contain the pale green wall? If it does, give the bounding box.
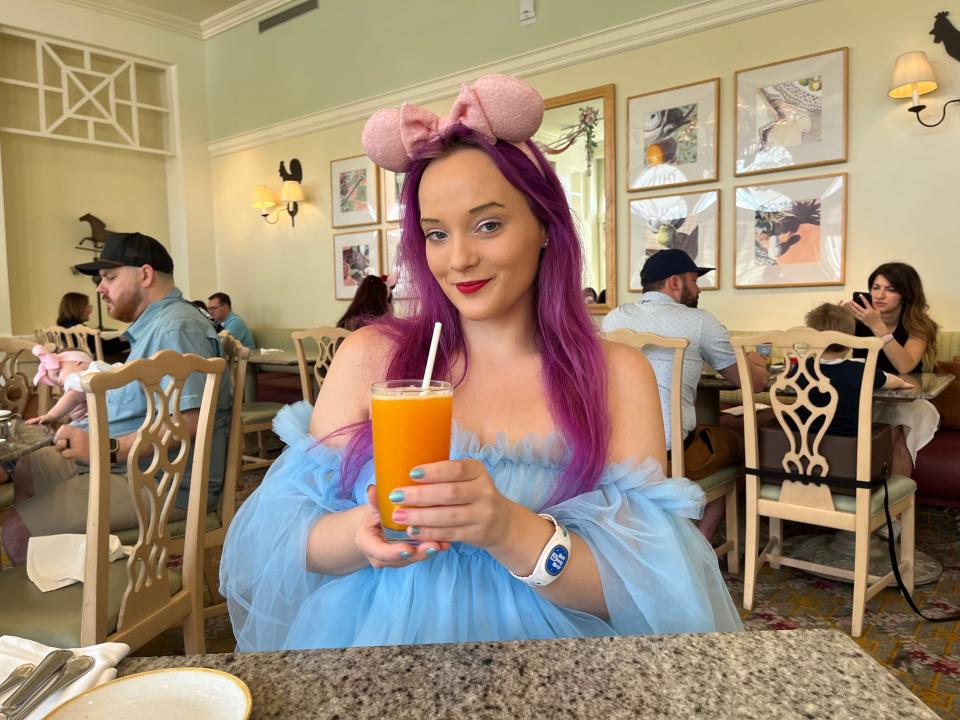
[211,0,960,335]
[204,0,691,140]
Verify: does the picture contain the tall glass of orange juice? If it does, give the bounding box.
[371,380,453,542]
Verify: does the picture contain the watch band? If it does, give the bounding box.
[509,514,571,587]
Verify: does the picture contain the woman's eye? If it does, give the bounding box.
[477,220,501,233]
[424,229,447,243]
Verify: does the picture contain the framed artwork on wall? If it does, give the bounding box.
[382,169,405,223]
[733,173,846,288]
[383,227,412,299]
[333,229,381,299]
[330,154,380,228]
[735,47,848,177]
[627,78,719,192]
[629,189,719,291]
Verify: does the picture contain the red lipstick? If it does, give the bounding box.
[455,279,490,295]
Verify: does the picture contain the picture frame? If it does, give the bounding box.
[330,154,380,228]
[382,226,412,299]
[734,48,848,177]
[627,78,719,192]
[733,173,846,289]
[333,229,381,299]
[382,169,405,223]
[629,190,719,291]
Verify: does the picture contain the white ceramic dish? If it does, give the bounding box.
[45,667,252,720]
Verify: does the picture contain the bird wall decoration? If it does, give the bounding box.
[931,10,960,63]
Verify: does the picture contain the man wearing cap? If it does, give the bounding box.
[2,232,232,565]
[602,249,768,538]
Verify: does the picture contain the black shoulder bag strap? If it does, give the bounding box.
[745,466,960,623]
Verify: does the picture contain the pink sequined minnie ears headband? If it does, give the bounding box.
[361,74,545,173]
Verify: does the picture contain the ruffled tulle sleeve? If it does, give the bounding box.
[220,401,369,650]
[544,458,742,635]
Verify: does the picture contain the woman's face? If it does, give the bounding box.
[418,148,544,324]
[83,302,92,322]
[870,274,903,315]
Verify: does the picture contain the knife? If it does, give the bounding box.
[0,650,73,714]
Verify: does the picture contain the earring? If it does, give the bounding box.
[542,239,549,249]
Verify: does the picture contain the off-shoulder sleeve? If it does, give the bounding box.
[544,458,743,635]
[220,401,370,650]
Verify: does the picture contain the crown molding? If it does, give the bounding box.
[207,0,819,158]
[201,0,294,39]
[55,0,203,39]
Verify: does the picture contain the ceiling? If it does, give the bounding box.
[89,0,249,23]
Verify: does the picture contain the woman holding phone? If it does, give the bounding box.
[221,75,741,651]
[843,262,940,476]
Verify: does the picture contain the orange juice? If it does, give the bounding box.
[371,380,453,542]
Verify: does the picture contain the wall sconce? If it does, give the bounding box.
[251,158,304,226]
[888,51,959,127]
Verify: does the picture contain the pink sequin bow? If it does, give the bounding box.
[361,74,545,173]
[31,345,90,387]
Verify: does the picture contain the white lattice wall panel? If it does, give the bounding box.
[0,28,175,156]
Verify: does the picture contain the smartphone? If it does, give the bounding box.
[852,291,871,306]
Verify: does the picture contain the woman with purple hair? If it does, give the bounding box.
[221,75,741,651]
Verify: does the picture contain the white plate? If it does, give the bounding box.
[46,668,251,720]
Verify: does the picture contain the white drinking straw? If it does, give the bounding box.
[421,322,442,389]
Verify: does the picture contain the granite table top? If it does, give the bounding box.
[117,629,937,719]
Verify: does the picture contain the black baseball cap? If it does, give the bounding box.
[640,248,713,285]
[74,232,174,275]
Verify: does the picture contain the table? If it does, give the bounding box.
[697,372,955,426]
[0,424,53,464]
[116,629,937,719]
[247,349,304,367]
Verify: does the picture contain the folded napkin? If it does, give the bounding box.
[721,403,771,417]
[258,347,284,354]
[0,635,129,719]
[26,535,130,593]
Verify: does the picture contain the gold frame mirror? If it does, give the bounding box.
[535,84,617,314]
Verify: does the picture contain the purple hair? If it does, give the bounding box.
[337,125,609,505]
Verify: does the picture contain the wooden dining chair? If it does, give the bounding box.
[0,350,224,653]
[734,328,916,637]
[292,326,352,404]
[113,332,246,618]
[605,329,740,574]
[0,337,41,530]
[35,324,105,362]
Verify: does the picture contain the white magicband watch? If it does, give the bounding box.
[509,514,571,587]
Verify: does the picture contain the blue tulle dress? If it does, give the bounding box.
[220,402,742,651]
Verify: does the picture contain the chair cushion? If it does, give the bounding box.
[695,464,740,494]
[113,510,222,546]
[0,481,12,511]
[242,401,283,425]
[760,473,916,514]
[0,560,181,648]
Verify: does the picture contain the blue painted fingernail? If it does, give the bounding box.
[409,468,424,479]
[425,547,437,556]
[389,490,405,503]
[399,550,411,559]
[409,526,420,536]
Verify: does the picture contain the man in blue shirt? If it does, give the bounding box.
[2,232,232,565]
[207,292,255,349]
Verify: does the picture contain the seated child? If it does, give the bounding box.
[26,345,120,425]
[803,303,913,436]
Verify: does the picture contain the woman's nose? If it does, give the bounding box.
[448,234,477,272]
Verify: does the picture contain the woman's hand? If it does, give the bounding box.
[843,296,885,335]
[390,459,516,547]
[354,485,448,569]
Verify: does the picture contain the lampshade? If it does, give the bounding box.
[251,185,276,210]
[280,180,304,203]
[889,51,939,99]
